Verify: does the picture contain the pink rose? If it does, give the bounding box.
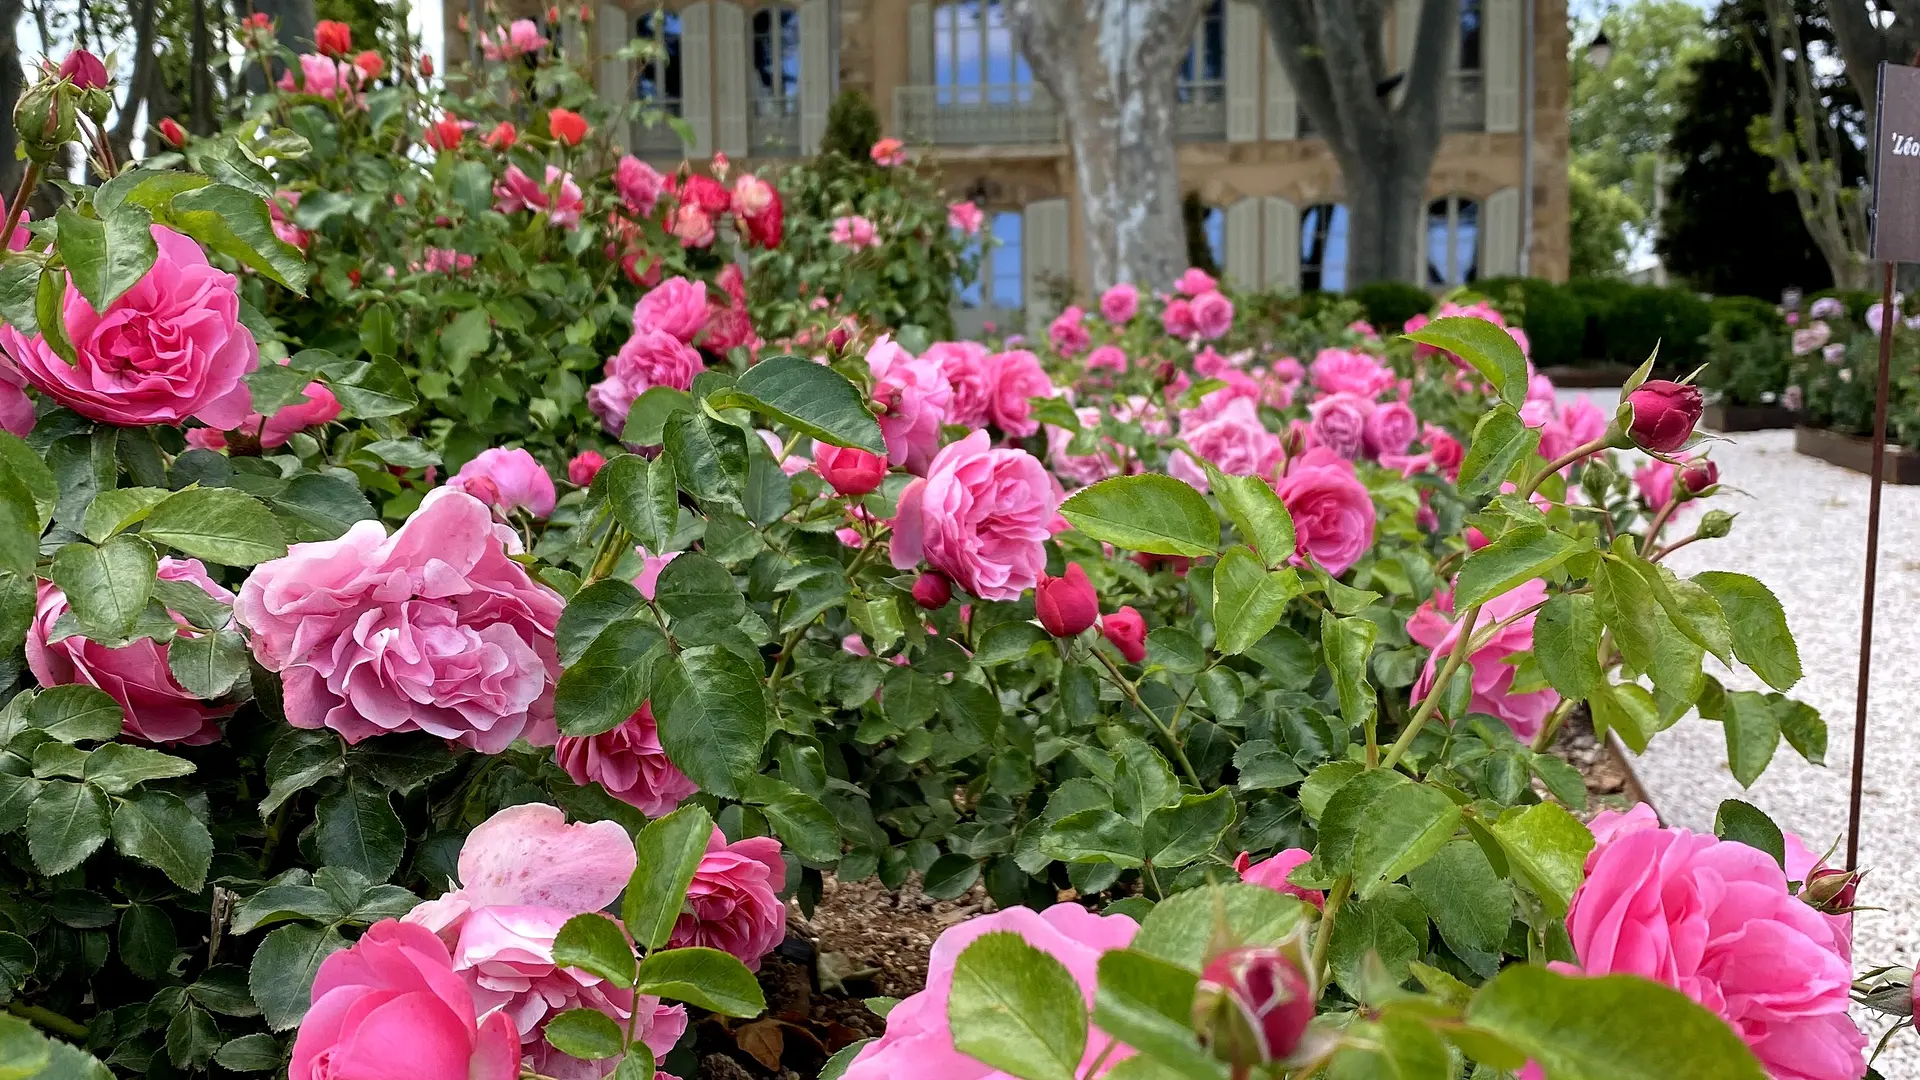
[927,340,993,429]
[27,559,237,745]
[668,828,787,970]
[1169,398,1283,494]
[448,448,558,519]
[0,226,259,428]
[1565,804,1866,1080]
[481,18,547,59]
[1190,290,1234,340]
[1100,283,1139,324]
[670,203,715,248]
[1275,447,1375,577]
[1423,424,1464,481]
[867,336,954,475]
[1235,849,1323,908]
[1636,459,1679,513]
[1538,395,1609,466]
[869,137,907,166]
[1048,406,1127,487]
[1362,399,1418,459]
[1175,267,1217,296]
[1408,578,1558,739]
[986,348,1055,437]
[286,52,358,98]
[614,155,665,216]
[1085,344,1127,374]
[947,200,984,235]
[1048,306,1091,356]
[1162,298,1197,338]
[555,702,699,817]
[633,547,680,601]
[291,921,521,1080]
[235,489,564,752]
[492,166,582,228]
[586,374,639,436]
[840,904,1140,1080]
[633,277,710,344]
[191,378,341,452]
[567,451,606,487]
[890,430,1057,602]
[406,804,637,940]
[1308,392,1373,461]
[831,214,879,251]
[599,329,703,430]
[1309,348,1396,398]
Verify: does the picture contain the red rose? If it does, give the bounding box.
[548,107,588,147]
[314,19,352,56]
[814,443,887,496]
[1100,605,1147,663]
[423,114,465,152]
[483,120,517,151]
[681,173,731,214]
[157,116,188,149]
[353,50,384,80]
[912,570,952,610]
[57,50,107,91]
[1035,563,1098,638]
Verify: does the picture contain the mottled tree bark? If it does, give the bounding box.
[108,0,158,164]
[1262,0,1458,285]
[1007,0,1208,294]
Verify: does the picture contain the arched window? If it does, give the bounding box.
[1202,206,1225,270]
[752,6,800,99]
[1300,203,1349,292]
[1178,0,1225,103]
[1428,195,1481,286]
[1459,0,1483,71]
[934,0,1034,106]
[635,12,683,112]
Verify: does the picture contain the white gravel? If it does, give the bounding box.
[1560,391,1920,1070]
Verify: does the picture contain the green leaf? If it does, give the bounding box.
[633,946,767,1017]
[1090,950,1217,1078]
[331,357,418,419]
[553,913,637,987]
[624,805,715,950]
[118,903,177,979]
[273,474,378,542]
[1320,612,1377,728]
[948,931,1088,1080]
[162,183,310,294]
[1466,966,1767,1080]
[213,1035,284,1073]
[1693,571,1801,691]
[441,308,493,368]
[29,684,125,742]
[36,265,75,364]
[168,629,250,699]
[653,553,747,634]
[1131,882,1311,971]
[0,1016,47,1080]
[922,853,983,899]
[1111,741,1179,824]
[1457,405,1540,497]
[600,454,678,555]
[314,781,406,883]
[1211,547,1299,655]
[85,742,195,793]
[248,923,348,1030]
[80,486,173,544]
[543,1008,624,1061]
[25,780,110,875]
[1349,781,1462,898]
[0,935,34,1002]
[1326,886,1426,994]
[975,621,1050,666]
[1206,467,1296,567]
[1406,839,1511,954]
[142,487,287,566]
[611,1048,657,1080]
[555,579,650,667]
[0,434,54,530]
[623,387,695,445]
[1453,525,1581,609]
[650,645,769,799]
[1588,681,1662,753]
[1403,315,1529,409]
[554,618,663,737]
[0,256,40,338]
[1714,798,1786,869]
[1778,696,1827,765]
[1312,769,1408,876]
[1041,808,1144,868]
[1593,556,1659,676]
[741,776,842,863]
[1534,593,1602,698]
[56,204,157,312]
[49,536,157,640]
[1058,475,1221,557]
[1142,789,1235,868]
[1490,802,1593,917]
[230,882,345,935]
[1721,690,1782,788]
[112,789,214,892]
[664,411,748,512]
[706,354,886,454]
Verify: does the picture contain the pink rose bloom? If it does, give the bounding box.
[1193,346,1232,378]
[1189,290,1234,340]
[842,633,871,657]
[867,336,954,475]
[423,248,475,275]
[1363,399,1418,459]
[1310,348,1396,398]
[235,489,565,752]
[928,340,993,429]
[555,703,699,817]
[1178,369,1262,427]
[448,448,558,519]
[1308,392,1374,461]
[1162,298,1197,338]
[1169,397,1283,494]
[602,329,703,415]
[291,921,521,1080]
[670,203,715,248]
[269,190,311,251]
[633,277,710,344]
[567,451,606,487]
[493,166,582,228]
[831,215,879,251]
[614,155,665,216]
[947,200,984,235]
[1234,849,1323,908]
[1048,406,1127,487]
[586,374,638,436]
[1637,459,1679,513]
[0,226,258,428]
[1276,447,1375,577]
[633,547,680,601]
[841,904,1140,1080]
[190,378,341,452]
[406,804,637,941]
[1566,804,1866,1080]
[287,52,357,98]
[27,559,237,745]
[1100,283,1139,324]
[1175,267,1217,296]
[1538,395,1609,466]
[482,18,547,59]
[986,349,1055,437]
[1272,356,1305,384]
[1084,344,1127,374]
[1408,578,1559,740]
[668,829,787,970]
[1048,306,1091,356]
[0,370,30,437]
[890,430,1057,602]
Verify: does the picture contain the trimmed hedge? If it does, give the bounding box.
[1698,296,1790,407]
[1350,280,1436,334]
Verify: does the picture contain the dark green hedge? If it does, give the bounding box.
[1350,280,1437,334]
[1466,277,1712,370]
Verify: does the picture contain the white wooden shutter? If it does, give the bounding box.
[1264,28,1297,140]
[1224,1,1259,142]
[800,0,832,153]
[1262,196,1299,292]
[907,2,932,86]
[597,4,630,151]
[1023,198,1070,336]
[1484,0,1521,132]
[1223,198,1261,286]
[1482,186,1521,276]
[682,2,713,157]
[713,1,748,157]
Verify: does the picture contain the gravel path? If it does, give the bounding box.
[1561,392,1920,1069]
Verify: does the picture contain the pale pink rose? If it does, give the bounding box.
[670,203,715,248]
[1636,459,1679,513]
[602,329,704,421]
[1234,849,1322,908]
[285,52,358,98]
[0,226,258,428]
[986,349,1055,437]
[26,559,237,745]
[403,803,638,943]
[1162,298,1197,338]
[1309,348,1396,398]
[946,200,984,235]
[1169,397,1283,493]
[448,448,558,519]
[1566,804,1866,1080]
[192,378,341,452]
[1276,447,1375,577]
[423,248,475,275]
[1822,343,1847,365]
[1362,399,1418,459]
[586,374,639,436]
[841,633,871,657]
[1408,578,1559,739]
[1189,290,1234,340]
[756,429,809,476]
[890,430,1056,602]
[1084,344,1127,374]
[927,340,993,429]
[841,904,1140,1080]
[614,155,664,216]
[632,277,710,344]
[482,18,547,59]
[291,921,521,1080]
[1308,392,1374,461]
[1100,283,1139,324]
[269,189,311,251]
[1809,297,1845,319]
[1538,395,1609,466]
[668,829,787,970]
[633,547,680,601]
[1175,267,1217,296]
[1047,406,1127,487]
[831,214,879,251]
[867,336,954,475]
[235,489,564,752]
[1048,306,1092,356]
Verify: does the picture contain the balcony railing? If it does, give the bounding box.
[749,95,801,158]
[1175,81,1226,142]
[631,99,687,157]
[893,84,1061,146]
[1298,71,1486,137]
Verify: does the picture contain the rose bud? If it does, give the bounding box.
[1192,946,1316,1068]
[1698,508,1735,538]
[483,120,517,150]
[157,116,188,148]
[1100,606,1147,663]
[354,50,384,80]
[567,450,607,487]
[1623,379,1704,453]
[912,571,952,610]
[814,443,887,496]
[422,53,435,77]
[314,18,353,57]
[1804,867,1860,911]
[1679,457,1719,498]
[1036,563,1098,638]
[548,107,588,146]
[57,49,107,91]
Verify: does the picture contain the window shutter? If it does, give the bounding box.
[1484,0,1521,133]
[1024,198,1070,336]
[1264,27,1297,140]
[1225,1,1259,142]
[682,2,713,157]
[1482,186,1521,276]
[800,0,832,153]
[1262,196,1299,292]
[1223,199,1261,286]
[596,4,630,151]
[908,2,932,87]
[713,1,748,157]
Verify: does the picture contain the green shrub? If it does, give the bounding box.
[1473,276,1585,366]
[1351,279,1436,333]
[819,88,882,161]
[1699,296,1790,407]
[1808,287,1877,323]
[1562,279,1710,370]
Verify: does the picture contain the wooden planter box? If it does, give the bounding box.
[1703,403,1798,432]
[1793,425,1920,484]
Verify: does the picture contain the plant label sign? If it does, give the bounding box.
[1872,61,1920,263]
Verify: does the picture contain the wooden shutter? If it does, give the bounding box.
[800,0,832,153]
[1264,26,1296,140]
[1482,186,1521,276]
[1223,199,1261,286]
[1023,198,1070,336]
[907,1,932,86]
[682,2,713,157]
[1225,1,1259,142]
[1484,0,1521,132]
[597,4,630,151]
[713,1,748,157]
[1262,196,1299,292]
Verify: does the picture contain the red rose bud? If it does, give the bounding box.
[548,107,588,146]
[354,50,384,80]
[57,50,107,91]
[424,115,465,151]
[314,19,353,57]
[814,443,887,496]
[245,12,272,29]
[157,116,188,149]
[912,571,952,610]
[547,4,560,21]
[421,53,435,77]
[1101,606,1147,663]
[1680,457,1719,498]
[1804,867,1860,911]
[1036,563,1098,638]
[347,268,362,286]
[1192,947,1316,1068]
[1624,379,1704,454]
[483,120,517,150]
[567,450,607,487]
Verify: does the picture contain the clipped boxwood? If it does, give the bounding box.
[1699,296,1790,407]
[1351,279,1437,333]
[1473,276,1585,367]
